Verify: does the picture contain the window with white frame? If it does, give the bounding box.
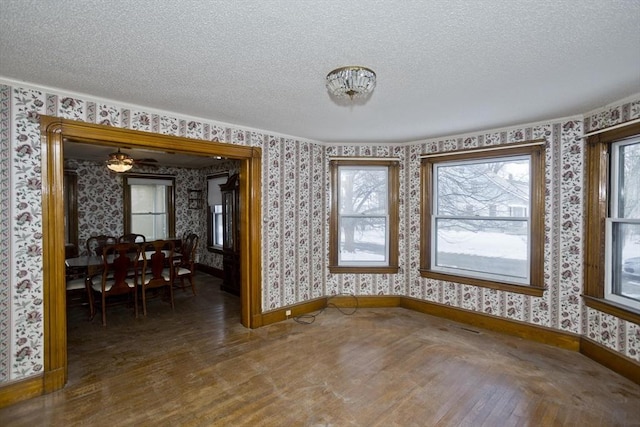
[329,159,399,273]
[420,141,545,294]
[585,123,640,323]
[605,136,640,310]
[124,176,175,240]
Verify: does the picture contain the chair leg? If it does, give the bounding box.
[142,286,147,317]
[86,281,96,320]
[101,293,107,326]
[189,275,196,295]
[168,284,174,310]
[133,287,138,319]
[179,275,196,295]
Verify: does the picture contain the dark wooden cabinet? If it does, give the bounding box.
[220,174,240,295]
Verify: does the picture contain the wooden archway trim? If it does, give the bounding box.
[39,116,262,392]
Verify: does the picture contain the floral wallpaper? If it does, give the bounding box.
[324,144,406,297]
[263,136,327,308]
[64,159,207,258]
[405,123,582,331]
[0,80,638,386]
[1,85,11,382]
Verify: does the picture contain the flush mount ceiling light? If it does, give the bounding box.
[106,148,134,172]
[326,66,376,100]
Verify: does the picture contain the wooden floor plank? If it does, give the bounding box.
[0,273,639,426]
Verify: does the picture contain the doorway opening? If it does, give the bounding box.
[40,116,262,392]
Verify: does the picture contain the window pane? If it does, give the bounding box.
[436,158,529,217]
[131,214,167,240]
[214,205,223,247]
[131,185,153,213]
[434,218,528,281]
[611,222,640,303]
[607,139,640,309]
[618,141,640,219]
[339,167,388,215]
[129,184,168,239]
[131,185,167,214]
[339,216,387,263]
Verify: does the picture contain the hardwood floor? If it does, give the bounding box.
[1,273,639,426]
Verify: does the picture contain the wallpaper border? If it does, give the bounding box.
[0,85,11,382]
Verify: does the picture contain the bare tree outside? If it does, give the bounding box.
[339,166,388,262]
[433,156,531,282]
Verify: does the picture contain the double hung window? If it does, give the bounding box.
[329,159,399,274]
[421,141,545,295]
[585,123,640,322]
[604,136,640,310]
[123,175,175,240]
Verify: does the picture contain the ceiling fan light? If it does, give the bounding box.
[106,149,134,172]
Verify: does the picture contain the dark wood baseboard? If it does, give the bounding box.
[401,297,581,351]
[329,295,402,308]
[195,264,223,278]
[3,294,637,408]
[266,294,580,350]
[0,376,43,409]
[580,337,640,385]
[260,297,328,326]
[267,294,640,384]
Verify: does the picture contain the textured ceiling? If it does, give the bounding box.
[1,0,639,143]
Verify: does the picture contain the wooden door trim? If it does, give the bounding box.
[39,116,262,394]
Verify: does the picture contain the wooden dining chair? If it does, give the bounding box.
[86,235,117,256]
[87,242,140,326]
[65,266,90,310]
[174,233,198,295]
[139,240,175,316]
[118,233,146,244]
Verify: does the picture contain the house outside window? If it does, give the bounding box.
[420,140,545,295]
[329,159,399,274]
[123,175,175,240]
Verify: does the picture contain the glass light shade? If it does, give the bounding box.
[326,66,376,99]
[106,150,134,172]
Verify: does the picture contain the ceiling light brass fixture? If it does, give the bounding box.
[106,148,134,172]
[326,66,376,100]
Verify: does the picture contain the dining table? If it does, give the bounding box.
[65,250,182,269]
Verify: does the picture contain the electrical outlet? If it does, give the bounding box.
[285,309,292,317]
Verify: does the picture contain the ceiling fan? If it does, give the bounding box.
[105,148,158,172]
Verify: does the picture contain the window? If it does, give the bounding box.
[585,122,640,322]
[606,137,640,310]
[63,170,78,248]
[207,173,228,250]
[123,175,175,240]
[329,159,399,274]
[420,140,545,295]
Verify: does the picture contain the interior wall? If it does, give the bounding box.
[0,81,638,387]
[0,82,326,384]
[324,97,639,363]
[65,158,205,256]
[582,99,640,360]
